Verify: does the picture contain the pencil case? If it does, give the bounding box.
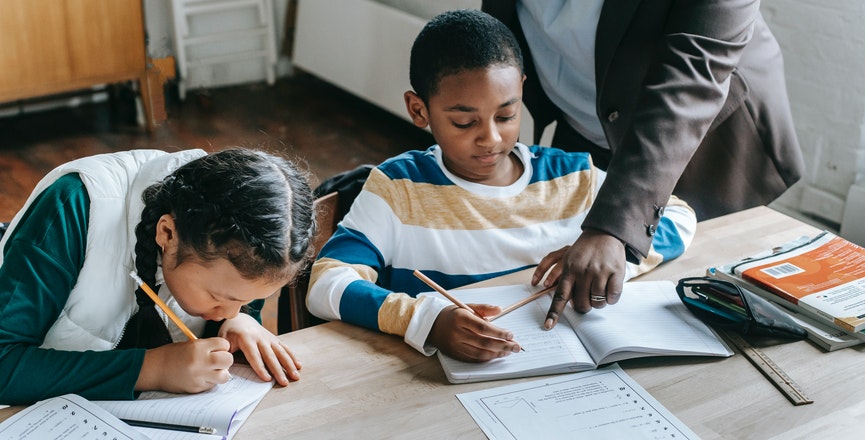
[676,276,807,340]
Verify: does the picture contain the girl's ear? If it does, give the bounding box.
[404,91,430,129]
[155,214,177,255]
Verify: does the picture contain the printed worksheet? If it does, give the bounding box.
[457,364,700,440]
[0,394,148,440]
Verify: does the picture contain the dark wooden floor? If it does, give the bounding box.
[0,71,434,219]
[0,71,434,333]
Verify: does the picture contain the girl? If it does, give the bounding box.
[0,148,315,404]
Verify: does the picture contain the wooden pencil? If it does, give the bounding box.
[129,271,198,340]
[488,285,556,322]
[414,269,525,351]
[412,270,477,315]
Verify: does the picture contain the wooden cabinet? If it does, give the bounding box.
[0,0,164,130]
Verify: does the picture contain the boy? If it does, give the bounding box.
[307,9,696,363]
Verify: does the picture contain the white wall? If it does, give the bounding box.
[762,0,865,244]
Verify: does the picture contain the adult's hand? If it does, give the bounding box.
[533,229,627,329]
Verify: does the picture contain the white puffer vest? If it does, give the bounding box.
[0,149,207,351]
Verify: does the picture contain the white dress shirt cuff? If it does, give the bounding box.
[404,295,451,356]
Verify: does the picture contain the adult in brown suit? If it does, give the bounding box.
[483,0,804,326]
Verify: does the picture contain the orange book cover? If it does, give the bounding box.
[736,233,865,333]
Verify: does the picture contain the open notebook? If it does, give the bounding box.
[0,365,271,440]
[425,281,733,384]
[94,364,272,440]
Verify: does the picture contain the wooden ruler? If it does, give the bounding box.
[722,330,813,406]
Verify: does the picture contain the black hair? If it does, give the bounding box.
[133,148,316,290]
[409,9,523,103]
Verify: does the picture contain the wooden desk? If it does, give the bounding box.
[3,207,863,438]
[234,206,865,439]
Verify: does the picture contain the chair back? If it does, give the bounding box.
[278,191,339,333]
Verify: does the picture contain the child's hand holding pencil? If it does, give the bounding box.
[414,270,524,362]
[130,272,234,394]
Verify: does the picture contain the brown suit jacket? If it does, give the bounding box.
[484,0,804,260]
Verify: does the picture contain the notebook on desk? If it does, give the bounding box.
[423,281,733,384]
[0,364,271,440]
[94,364,272,440]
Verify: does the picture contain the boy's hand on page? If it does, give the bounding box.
[138,338,233,393]
[428,305,521,362]
[543,230,626,329]
[219,313,301,386]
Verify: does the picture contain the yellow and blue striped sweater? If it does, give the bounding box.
[308,144,696,354]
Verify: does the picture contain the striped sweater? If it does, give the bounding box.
[308,144,696,354]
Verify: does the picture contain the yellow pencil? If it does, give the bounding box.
[487,285,556,322]
[129,271,198,340]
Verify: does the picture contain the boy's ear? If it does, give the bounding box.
[404,91,430,129]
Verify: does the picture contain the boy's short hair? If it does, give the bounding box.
[409,9,523,103]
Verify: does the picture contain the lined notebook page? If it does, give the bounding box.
[427,284,596,383]
[426,281,732,383]
[95,364,272,440]
[569,281,733,363]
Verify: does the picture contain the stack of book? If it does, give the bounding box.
[707,231,865,351]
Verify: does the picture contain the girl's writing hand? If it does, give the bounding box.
[427,304,521,362]
[138,337,233,393]
[219,313,301,386]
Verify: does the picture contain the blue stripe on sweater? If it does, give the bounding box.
[376,148,454,186]
[319,226,384,268]
[527,146,592,185]
[652,216,686,260]
[387,265,537,296]
[375,146,593,187]
[339,279,392,330]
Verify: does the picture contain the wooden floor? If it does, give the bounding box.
[0,72,434,333]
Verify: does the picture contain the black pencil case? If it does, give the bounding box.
[676,276,807,340]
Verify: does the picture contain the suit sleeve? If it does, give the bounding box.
[625,196,697,279]
[584,0,760,261]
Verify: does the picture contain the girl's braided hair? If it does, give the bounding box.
[133,148,316,290]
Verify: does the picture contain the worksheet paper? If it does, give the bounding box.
[0,394,148,440]
[457,364,700,440]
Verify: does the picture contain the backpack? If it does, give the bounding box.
[314,164,373,223]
